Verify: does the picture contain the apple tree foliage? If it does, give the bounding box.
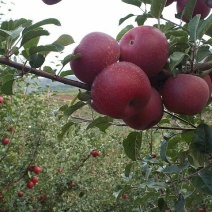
[0,0,212,211]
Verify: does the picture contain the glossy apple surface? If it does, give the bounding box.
[42,0,62,5]
[0,96,3,103]
[162,74,209,115]
[177,0,211,22]
[91,62,151,119]
[119,26,169,77]
[202,74,212,97]
[70,32,120,84]
[123,87,164,130]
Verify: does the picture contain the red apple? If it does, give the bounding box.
[90,150,100,157]
[162,74,209,115]
[18,191,24,197]
[58,168,62,173]
[0,96,3,104]
[7,127,14,132]
[152,154,157,158]
[33,166,42,175]
[70,32,120,84]
[177,0,211,22]
[42,0,62,5]
[27,181,34,189]
[205,0,212,7]
[2,138,9,145]
[32,176,38,184]
[122,194,128,199]
[123,87,164,130]
[91,62,151,119]
[165,0,175,6]
[28,165,35,172]
[119,26,169,77]
[69,182,75,189]
[202,74,212,97]
[38,194,47,203]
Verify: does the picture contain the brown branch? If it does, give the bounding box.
[0,57,91,91]
[195,60,212,72]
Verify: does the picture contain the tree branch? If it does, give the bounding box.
[0,57,91,91]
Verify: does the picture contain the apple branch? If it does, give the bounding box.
[0,57,91,91]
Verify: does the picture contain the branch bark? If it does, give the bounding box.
[0,57,91,91]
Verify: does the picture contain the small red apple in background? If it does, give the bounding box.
[197,207,206,212]
[70,32,120,84]
[205,0,212,7]
[0,96,3,104]
[18,191,24,197]
[152,154,157,158]
[177,0,211,23]
[27,181,34,189]
[162,74,209,116]
[28,165,35,172]
[32,176,38,184]
[123,87,164,130]
[69,182,75,189]
[7,127,14,133]
[2,138,9,145]
[106,153,110,156]
[119,26,169,77]
[33,166,42,175]
[165,0,175,7]
[42,0,62,5]
[58,168,62,173]
[90,150,101,157]
[91,62,151,119]
[122,194,129,199]
[38,194,47,203]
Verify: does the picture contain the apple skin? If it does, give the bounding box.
[27,181,34,189]
[177,0,211,22]
[91,62,151,119]
[162,74,209,116]
[119,26,169,77]
[205,0,212,7]
[123,87,164,130]
[165,0,175,6]
[2,138,9,145]
[33,166,42,174]
[202,74,212,97]
[70,32,120,84]
[42,0,62,5]
[18,191,24,197]
[0,96,3,103]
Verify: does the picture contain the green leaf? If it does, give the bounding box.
[121,0,141,7]
[23,37,40,50]
[158,164,181,174]
[29,54,45,68]
[199,168,212,194]
[1,79,15,95]
[64,101,86,117]
[0,29,12,38]
[197,14,212,39]
[135,14,148,26]
[124,163,134,177]
[116,25,134,42]
[150,0,166,19]
[169,52,186,72]
[123,132,142,161]
[23,18,61,34]
[193,123,212,154]
[29,44,63,55]
[160,139,170,163]
[175,193,186,212]
[158,198,167,212]
[181,0,197,22]
[61,53,81,67]
[43,66,55,74]
[188,14,200,42]
[196,45,211,62]
[20,29,49,47]
[58,121,75,140]
[53,34,75,46]
[77,90,90,102]
[59,70,74,77]
[86,116,113,132]
[119,14,135,25]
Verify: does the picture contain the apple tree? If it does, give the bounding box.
[0,0,212,211]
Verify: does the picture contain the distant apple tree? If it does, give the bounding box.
[0,0,212,211]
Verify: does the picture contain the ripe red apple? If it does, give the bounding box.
[152,154,157,158]
[119,26,169,77]
[58,168,62,173]
[18,191,24,197]
[27,181,34,189]
[122,194,129,199]
[205,0,212,7]
[165,0,175,6]
[0,96,3,104]
[162,74,209,116]
[38,194,47,203]
[7,127,14,132]
[88,99,105,114]
[91,62,151,119]
[33,166,42,174]
[122,87,164,130]
[69,182,75,189]
[28,165,35,172]
[70,32,120,84]
[90,150,101,157]
[177,0,211,22]
[32,176,39,184]
[2,138,9,145]
[202,74,212,97]
[42,0,62,5]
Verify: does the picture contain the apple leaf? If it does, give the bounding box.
[193,123,212,154]
[29,44,63,55]
[64,101,86,118]
[119,14,135,25]
[116,25,134,41]
[121,0,141,7]
[61,53,81,67]
[124,163,134,177]
[53,34,75,46]
[29,53,45,68]
[150,0,166,19]
[43,66,56,74]
[135,14,149,26]
[158,198,167,212]
[188,14,200,42]
[174,193,186,212]
[169,52,186,72]
[86,116,113,132]
[196,45,211,62]
[59,70,74,77]
[1,79,15,95]
[58,121,75,140]
[123,132,142,161]
[197,13,212,40]
[160,139,170,163]
[181,0,197,22]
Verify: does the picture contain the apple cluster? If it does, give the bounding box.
[70,23,211,131]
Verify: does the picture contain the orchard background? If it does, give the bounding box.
[0,0,212,211]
